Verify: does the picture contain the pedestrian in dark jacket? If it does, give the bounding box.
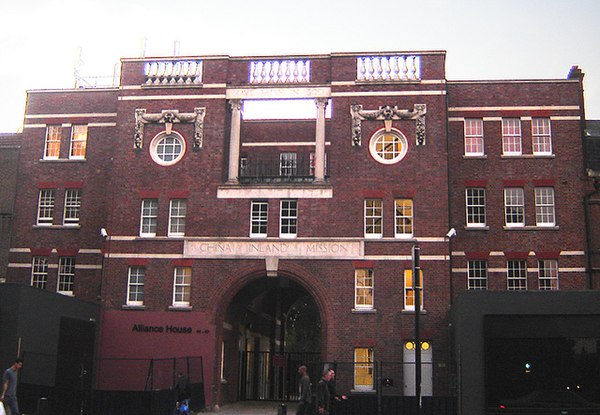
[316,369,333,414]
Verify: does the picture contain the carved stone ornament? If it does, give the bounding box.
[134,108,206,150]
[350,104,427,146]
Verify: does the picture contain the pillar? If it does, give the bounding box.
[227,99,243,184]
[314,98,328,183]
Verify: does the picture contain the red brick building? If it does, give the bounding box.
[6,51,594,412]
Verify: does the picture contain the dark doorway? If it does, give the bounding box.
[221,275,322,401]
[55,317,96,413]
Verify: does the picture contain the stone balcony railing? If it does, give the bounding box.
[356,55,421,81]
[249,60,311,85]
[143,60,203,85]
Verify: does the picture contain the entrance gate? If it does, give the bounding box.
[238,351,321,401]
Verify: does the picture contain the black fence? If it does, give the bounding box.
[238,353,456,415]
[17,352,205,415]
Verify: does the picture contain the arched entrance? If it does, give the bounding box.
[217,273,323,403]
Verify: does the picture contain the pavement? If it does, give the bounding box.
[201,401,297,414]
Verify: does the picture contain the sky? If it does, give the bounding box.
[1,0,599,133]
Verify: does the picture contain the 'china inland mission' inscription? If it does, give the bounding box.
[184,240,363,259]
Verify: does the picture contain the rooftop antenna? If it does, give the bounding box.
[141,37,147,58]
[74,46,84,88]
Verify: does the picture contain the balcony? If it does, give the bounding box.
[239,155,327,184]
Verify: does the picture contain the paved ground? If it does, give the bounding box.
[201,401,297,414]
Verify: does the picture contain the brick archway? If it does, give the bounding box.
[208,262,332,405]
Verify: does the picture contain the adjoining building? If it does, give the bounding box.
[4,50,598,415]
[0,132,22,283]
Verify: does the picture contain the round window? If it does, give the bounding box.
[369,128,408,165]
[149,131,186,166]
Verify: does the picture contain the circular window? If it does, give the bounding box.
[149,131,186,166]
[369,128,408,165]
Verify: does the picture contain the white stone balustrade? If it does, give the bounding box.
[144,60,203,85]
[249,60,311,84]
[357,55,421,81]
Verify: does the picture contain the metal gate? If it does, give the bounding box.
[238,351,320,401]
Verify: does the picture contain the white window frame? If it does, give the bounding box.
[127,267,145,306]
[464,119,484,156]
[532,118,552,155]
[279,199,297,239]
[354,269,374,310]
[353,347,374,391]
[168,199,187,237]
[140,199,158,237]
[69,125,88,159]
[538,259,559,290]
[44,125,61,159]
[57,256,75,296]
[404,269,423,311]
[364,199,383,238]
[63,189,81,226]
[31,256,49,289]
[535,187,555,226]
[394,199,413,238]
[149,131,186,166]
[466,188,486,227]
[502,118,522,156]
[279,152,298,176]
[504,188,525,227]
[173,267,191,307]
[37,189,55,226]
[507,259,527,290]
[369,128,408,165]
[467,259,488,290]
[250,201,268,238]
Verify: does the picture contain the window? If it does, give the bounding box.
[467,260,488,290]
[502,118,522,155]
[150,132,186,166]
[57,257,75,295]
[31,256,48,289]
[464,119,484,156]
[538,259,558,290]
[173,267,191,307]
[369,129,408,165]
[535,187,555,226]
[280,199,297,238]
[279,152,297,176]
[140,199,158,237]
[364,199,383,238]
[404,269,423,310]
[127,267,145,305]
[250,201,268,237]
[507,259,527,290]
[354,269,374,310]
[37,189,55,225]
[532,118,552,155]
[63,189,81,226]
[70,125,88,159]
[466,188,486,227]
[44,126,62,159]
[395,199,413,238]
[504,188,525,227]
[168,199,187,237]
[354,347,374,390]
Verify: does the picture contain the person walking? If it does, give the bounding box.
[316,369,332,414]
[296,365,311,415]
[1,358,23,415]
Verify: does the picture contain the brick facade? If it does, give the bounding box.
[6,51,593,408]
